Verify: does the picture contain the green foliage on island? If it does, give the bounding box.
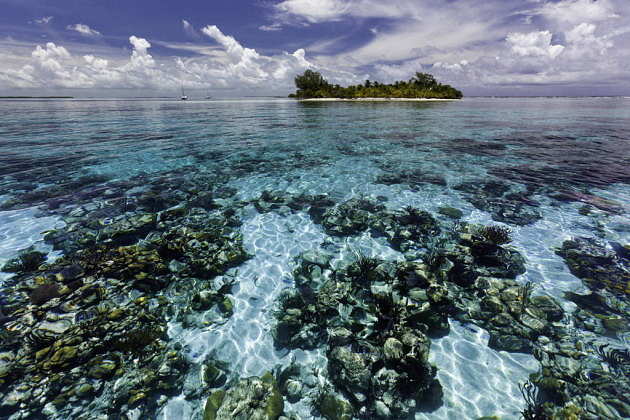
[289,70,463,99]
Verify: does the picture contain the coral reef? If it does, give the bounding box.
[0,204,248,419]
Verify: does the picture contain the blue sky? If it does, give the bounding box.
[1,0,629,96]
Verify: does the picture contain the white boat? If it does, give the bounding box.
[180,86,188,101]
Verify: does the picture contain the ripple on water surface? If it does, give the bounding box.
[423,321,538,420]
[0,207,64,284]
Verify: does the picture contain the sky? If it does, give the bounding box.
[0,0,629,97]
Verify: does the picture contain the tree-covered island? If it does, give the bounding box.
[289,70,463,100]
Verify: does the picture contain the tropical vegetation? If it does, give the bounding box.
[289,70,463,99]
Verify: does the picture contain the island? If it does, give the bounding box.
[289,70,463,100]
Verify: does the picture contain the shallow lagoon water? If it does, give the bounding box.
[0,97,628,419]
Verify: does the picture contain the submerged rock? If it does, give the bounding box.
[316,393,354,420]
[1,247,47,274]
[556,237,629,296]
[203,372,283,420]
[437,206,463,219]
[454,181,541,226]
[321,197,385,236]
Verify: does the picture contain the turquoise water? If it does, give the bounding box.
[0,97,628,419]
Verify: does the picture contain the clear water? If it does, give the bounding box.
[0,97,629,419]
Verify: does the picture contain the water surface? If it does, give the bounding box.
[0,97,628,420]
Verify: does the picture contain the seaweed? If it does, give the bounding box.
[519,281,534,317]
[351,250,380,282]
[479,225,513,245]
[424,249,446,271]
[372,292,406,341]
[519,380,548,420]
[594,344,630,375]
[110,326,164,354]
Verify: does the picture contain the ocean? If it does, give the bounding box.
[0,97,628,420]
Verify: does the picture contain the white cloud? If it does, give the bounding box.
[0,26,348,92]
[182,20,199,38]
[275,0,350,23]
[259,23,283,32]
[83,55,108,70]
[33,16,54,25]
[31,43,71,74]
[2,2,629,96]
[284,0,515,65]
[201,25,267,83]
[129,36,151,54]
[433,60,469,71]
[67,24,101,37]
[197,25,354,87]
[274,0,422,23]
[564,23,613,57]
[539,0,619,25]
[506,31,565,58]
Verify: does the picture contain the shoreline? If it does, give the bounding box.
[298,97,460,102]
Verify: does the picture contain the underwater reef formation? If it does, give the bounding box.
[203,372,283,420]
[555,237,630,338]
[0,200,249,419]
[274,254,443,418]
[270,199,629,419]
[556,237,629,297]
[375,169,447,189]
[271,206,546,418]
[454,181,542,226]
[0,157,628,419]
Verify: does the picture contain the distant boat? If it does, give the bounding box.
[180,86,188,101]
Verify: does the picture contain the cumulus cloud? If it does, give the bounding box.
[0,37,170,89]
[3,0,630,95]
[83,55,108,70]
[67,23,101,37]
[31,43,70,71]
[506,31,565,58]
[0,26,354,92]
[196,25,359,88]
[129,36,151,54]
[563,23,614,58]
